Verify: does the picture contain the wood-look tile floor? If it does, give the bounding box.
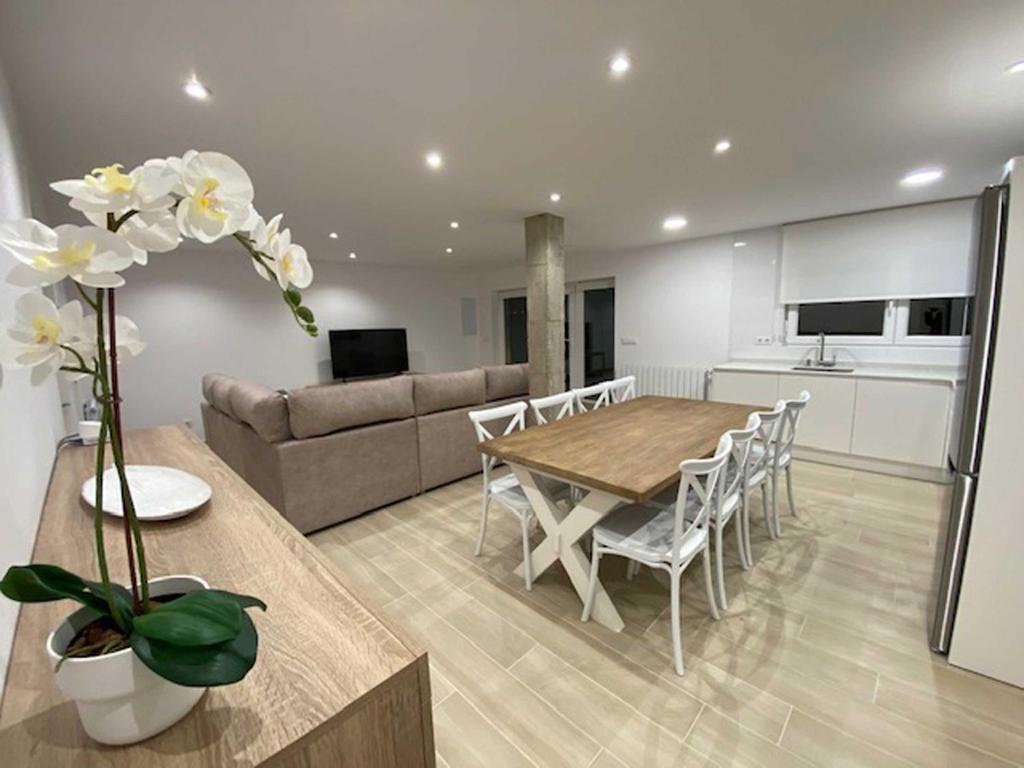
[310,461,1024,768]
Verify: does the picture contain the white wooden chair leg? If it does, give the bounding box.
[772,470,782,538]
[743,490,754,565]
[761,483,776,541]
[581,544,601,622]
[714,523,727,610]
[521,515,533,591]
[701,548,720,620]
[670,569,684,676]
[474,495,490,556]
[735,512,750,571]
[785,465,798,518]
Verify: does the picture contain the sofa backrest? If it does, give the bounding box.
[482,363,529,401]
[287,375,414,439]
[413,369,486,416]
[201,373,292,443]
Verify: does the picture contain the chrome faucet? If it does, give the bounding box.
[816,332,826,366]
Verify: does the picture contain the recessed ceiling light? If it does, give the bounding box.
[733,241,747,248]
[445,247,453,254]
[348,252,357,260]
[183,75,210,101]
[609,52,631,76]
[449,221,459,229]
[549,192,561,203]
[714,139,732,154]
[900,167,944,187]
[662,216,688,231]
[1006,60,1024,75]
[425,151,443,170]
[328,232,339,240]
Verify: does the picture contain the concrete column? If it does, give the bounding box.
[525,213,565,397]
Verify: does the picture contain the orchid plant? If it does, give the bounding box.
[0,151,316,686]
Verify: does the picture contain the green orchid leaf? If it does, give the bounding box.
[130,610,258,687]
[132,590,243,647]
[296,306,314,323]
[0,564,110,615]
[208,589,267,612]
[285,288,301,307]
[84,579,134,623]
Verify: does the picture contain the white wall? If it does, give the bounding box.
[113,250,482,435]
[0,68,66,693]
[476,209,970,378]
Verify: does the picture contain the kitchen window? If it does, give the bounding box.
[893,297,972,347]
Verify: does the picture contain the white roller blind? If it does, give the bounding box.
[780,198,976,304]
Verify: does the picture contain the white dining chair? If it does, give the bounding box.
[607,375,637,403]
[573,381,614,412]
[747,402,786,545]
[582,434,731,676]
[529,391,576,425]
[705,413,761,609]
[776,390,811,530]
[469,401,547,589]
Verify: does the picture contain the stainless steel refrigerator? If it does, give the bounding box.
[930,183,1010,653]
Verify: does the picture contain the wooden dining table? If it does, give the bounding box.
[480,395,762,631]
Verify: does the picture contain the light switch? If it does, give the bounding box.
[620,336,638,346]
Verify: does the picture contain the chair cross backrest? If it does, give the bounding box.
[670,433,732,568]
[573,381,613,412]
[607,376,637,403]
[721,413,762,509]
[530,391,575,425]
[778,390,811,456]
[750,402,786,477]
[468,401,528,476]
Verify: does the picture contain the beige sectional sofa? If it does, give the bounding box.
[201,364,528,534]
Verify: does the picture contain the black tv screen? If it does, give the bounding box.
[329,329,409,379]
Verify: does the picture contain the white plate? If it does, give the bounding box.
[81,465,212,521]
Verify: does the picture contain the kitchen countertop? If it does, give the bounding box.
[713,360,966,385]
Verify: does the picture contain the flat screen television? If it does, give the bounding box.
[329,328,409,380]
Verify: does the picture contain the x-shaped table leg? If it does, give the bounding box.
[511,463,625,632]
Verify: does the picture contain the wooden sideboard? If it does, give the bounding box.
[0,425,435,767]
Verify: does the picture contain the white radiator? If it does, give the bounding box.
[617,364,709,400]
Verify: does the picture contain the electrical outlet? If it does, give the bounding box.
[755,336,773,345]
[620,336,638,346]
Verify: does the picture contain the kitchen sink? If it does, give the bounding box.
[791,365,855,373]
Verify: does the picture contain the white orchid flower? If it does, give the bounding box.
[175,151,255,243]
[248,213,283,281]
[65,313,146,378]
[0,293,87,385]
[81,208,181,266]
[1,220,135,288]
[51,162,178,216]
[266,228,313,289]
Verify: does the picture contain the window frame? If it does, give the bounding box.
[893,298,972,348]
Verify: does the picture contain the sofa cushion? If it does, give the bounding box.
[228,379,291,443]
[202,373,238,421]
[483,363,529,401]
[413,369,486,415]
[287,375,414,439]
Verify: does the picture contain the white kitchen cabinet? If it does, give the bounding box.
[710,371,779,407]
[777,374,856,453]
[851,379,953,467]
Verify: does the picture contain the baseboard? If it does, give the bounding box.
[792,446,953,484]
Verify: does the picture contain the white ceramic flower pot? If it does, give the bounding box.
[46,574,209,745]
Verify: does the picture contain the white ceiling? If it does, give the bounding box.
[1,1,1022,267]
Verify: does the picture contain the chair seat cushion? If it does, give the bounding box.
[594,504,708,563]
[751,443,791,467]
[489,473,569,517]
